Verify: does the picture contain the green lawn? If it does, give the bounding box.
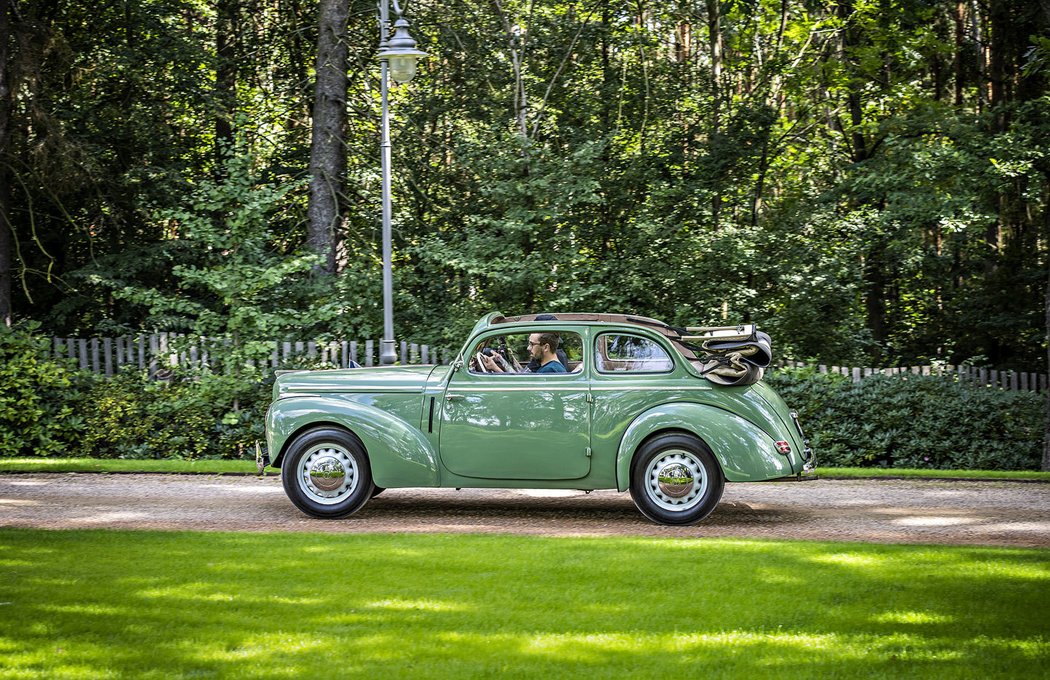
[0,530,1046,678]
[2,457,1048,481]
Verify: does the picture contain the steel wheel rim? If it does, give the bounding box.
[297,443,359,505]
[644,449,708,512]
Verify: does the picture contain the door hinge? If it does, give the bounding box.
[585,447,592,457]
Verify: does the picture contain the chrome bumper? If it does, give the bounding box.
[790,410,815,474]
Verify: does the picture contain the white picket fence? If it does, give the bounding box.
[50,333,453,377]
[779,360,1047,393]
[47,333,1048,393]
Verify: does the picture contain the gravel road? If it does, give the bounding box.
[1,474,1048,547]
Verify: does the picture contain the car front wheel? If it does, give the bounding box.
[629,433,724,525]
[281,427,373,519]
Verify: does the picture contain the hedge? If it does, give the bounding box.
[1,327,1045,468]
[766,367,1045,470]
[0,325,271,461]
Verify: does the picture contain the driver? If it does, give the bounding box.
[482,332,566,374]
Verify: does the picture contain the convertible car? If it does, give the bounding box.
[264,313,814,525]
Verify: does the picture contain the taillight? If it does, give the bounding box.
[774,441,791,455]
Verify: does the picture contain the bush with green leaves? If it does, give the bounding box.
[0,325,94,457]
[767,368,1045,470]
[79,369,275,460]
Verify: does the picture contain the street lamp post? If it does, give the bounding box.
[376,1,426,365]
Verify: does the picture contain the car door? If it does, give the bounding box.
[438,328,592,481]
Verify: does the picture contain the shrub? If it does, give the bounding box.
[80,369,274,460]
[0,325,94,457]
[767,368,1045,470]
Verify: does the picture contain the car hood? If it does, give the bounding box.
[274,365,440,398]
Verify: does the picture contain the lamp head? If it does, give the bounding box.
[378,19,428,84]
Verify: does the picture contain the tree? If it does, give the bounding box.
[0,0,12,326]
[98,148,333,368]
[307,0,351,274]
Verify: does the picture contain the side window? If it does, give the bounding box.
[467,331,584,375]
[595,334,673,373]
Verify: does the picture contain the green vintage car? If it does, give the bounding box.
[264,313,814,525]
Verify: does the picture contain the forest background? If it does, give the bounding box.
[0,0,1048,469]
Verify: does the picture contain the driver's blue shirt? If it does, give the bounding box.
[535,359,567,374]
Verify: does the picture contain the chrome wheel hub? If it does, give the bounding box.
[657,463,694,498]
[309,455,347,492]
[297,444,359,505]
[644,449,708,512]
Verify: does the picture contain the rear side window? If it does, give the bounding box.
[595,334,673,373]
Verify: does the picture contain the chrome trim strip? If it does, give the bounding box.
[287,386,424,393]
[446,387,586,393]
[590,386,713,392]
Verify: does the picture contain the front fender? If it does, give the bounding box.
[266,395,439,488]
[615,403,794,491]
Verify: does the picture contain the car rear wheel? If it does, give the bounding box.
[629,433,724,525]
[281,427,373,519]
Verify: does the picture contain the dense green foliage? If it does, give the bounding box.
[84,147,355,364]
[768,368,1045,470]
[0,324,90,456]
[78,370,271,460]
[2,530,1048,677]
[2,0,1047,370]
[0,325,273,460]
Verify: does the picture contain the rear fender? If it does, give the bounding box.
[266,395,439,488]
[615,403,794,491]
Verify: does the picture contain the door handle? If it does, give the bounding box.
[445,394,465,402]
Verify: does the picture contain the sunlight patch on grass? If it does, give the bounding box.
[364,598,470,612]
[754,567,806,586]
[873,610,955,625]
[946,559,1050,581]
[138,583,325,608]
[807,551,888,568]
[37,603,132,617]
[517,630,842,656]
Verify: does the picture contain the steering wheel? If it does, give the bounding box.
[475,352,489,373]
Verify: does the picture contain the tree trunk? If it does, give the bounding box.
[214,0,239,169]
[492,0,528,141]
[0,0,12,326]
[307,0,350,274]
[706,0,723,231]
[971,0,987,112]
[953,1,965,107]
